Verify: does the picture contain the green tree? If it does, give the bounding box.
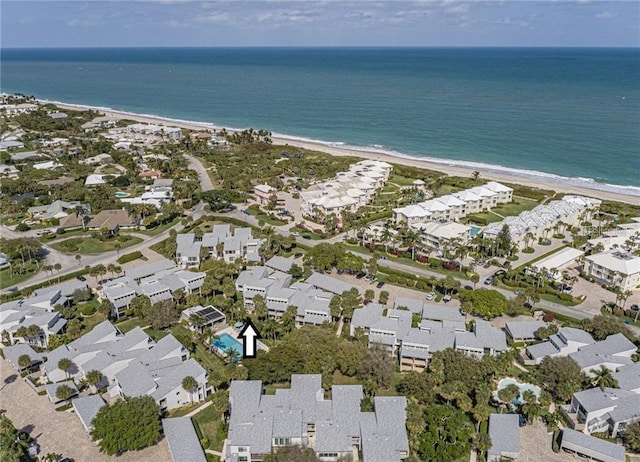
[497,384,520,406]
[459,289,508,319]
[182,375,198,404]
[91,396,160,455]
[590,365,618,390]
[537,356,585,402]
[55,384,74,404]
[253,294,268,320]
[17,354,32,371]
[356,347,395,388]
[146,299,179,330]
[0,414,31,462]
[58,357,73,378]
[378,290,389,305]
[474,432,492,458]
[364,289,375,303]
[211,389,229,415]
[86,369,104,392]
[340,288,362,321]
[418,404,474,462]
[622,421,640,453]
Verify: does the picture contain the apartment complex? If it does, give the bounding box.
[226,374,409,462]
[393,181,513,225]
[301,160,393,221]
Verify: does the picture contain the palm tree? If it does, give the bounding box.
[54,262,62,282]
[182,375,198,404]
[474,432,492,458]
[86,369,103,393]
[590,366,618,390]
[58,357,73,378]
[55,384,74,405]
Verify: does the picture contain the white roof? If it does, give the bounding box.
[586,251,640,276]
[85,174,106,186]
[532,247,584,271]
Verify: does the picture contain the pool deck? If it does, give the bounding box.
[217,326,270,352]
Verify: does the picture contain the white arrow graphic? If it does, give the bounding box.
[238,319,261,359]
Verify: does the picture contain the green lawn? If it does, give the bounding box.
[51,235,143,255]
[144,326,170,340]
[81,312,108,335]
[0,262,40,289]
[191,404,225,451]
[115,317,148,333]
[389,174,417,187]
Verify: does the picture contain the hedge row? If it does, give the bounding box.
[117,250,143,265]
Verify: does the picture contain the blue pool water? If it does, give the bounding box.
[470,226,481,237]
[495,377,541,405]
[213,333,243,360]
[114,191,130,198]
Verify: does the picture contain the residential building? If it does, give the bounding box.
[410,221,472,254]
[162,418,207,462]
[27,200,90,221]
[0,164,20,178]
[487,414,520,462]
[530,247,584,281]
[569,333,637,375]
[235,267,335,326]
[41,320,212,411]
[301,160,393,222]
[100,260,205,319]
[45,380,78,404]
[176,225,264,268]
[3,343,43,371]
[613,362,640,393]
[525,327,595,365]
[10,151,42,162]
[180,305,226,335]
[86,209,138,234]
[483,195,601,249]
[0,281,85,347]
[351,298,507,371]
[393,181,513,225]
[72,395,105,433]
[225,374,409,462]
[254,183,277,206]
[583,251,640,291]
[504,320,548,342]
[565,387,640,436]
[560,429,625,462]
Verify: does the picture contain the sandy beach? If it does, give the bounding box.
[51,101,640,205]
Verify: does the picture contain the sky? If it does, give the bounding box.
[2,1,639,48]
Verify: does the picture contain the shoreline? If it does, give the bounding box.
[47,99,640,205]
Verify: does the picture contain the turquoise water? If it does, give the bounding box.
[213,333,243,360]
[470,226,481,237]
[114,191,130,198]
[1,47,638,192]
[495,377,541,405]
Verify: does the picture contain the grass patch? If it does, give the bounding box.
[0,262,40,289]
[515,245,568,271]
[171,324,228,381]
[115,317,148,333]
[191,404,225,451]
[80,312,108,336]
[55,403,73,412]
[246,208,288,226]
[144,326,170,341]
[51,235,143,255]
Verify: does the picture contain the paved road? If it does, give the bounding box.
[185,154,214,192]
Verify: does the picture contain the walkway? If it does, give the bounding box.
[184,400,212,418]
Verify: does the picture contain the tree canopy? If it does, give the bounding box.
[91,396,160,455]
[460,289,508,319]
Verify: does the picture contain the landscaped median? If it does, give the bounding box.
[51,235,142,254]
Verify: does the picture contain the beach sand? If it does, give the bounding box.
[52,101,640,205]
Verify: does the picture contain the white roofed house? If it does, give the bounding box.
[583,250,640,291]
[487,414,520,462]
[254,183,276,206]
[411,221,472,254]
[565,387,640,436]
[525,327,595,365]
[569,333,637,376]
[27,200,90,222]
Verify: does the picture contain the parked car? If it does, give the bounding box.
[379,255,387,260]
[76,275,87,282]
[484,277,494,285]
[376,281,385,288]
[493,269,506,277]
[355,272,366,279]
[365,274,376,282]
[425,292,436,301]
[294,253,303,258]
[631,304,639,312]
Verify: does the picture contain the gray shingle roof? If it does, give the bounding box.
[305,272,358,295]
[72,395,105,432]
[422,303,465,323]
[3,343,43,368]
[162,417,207,462]
[613,362,640,391]
[505,320,547,340]
[126,259,176,280]
[265,256,294,273]
[560,428,625,462]
[488,413,520,459]
[572,387,636,413]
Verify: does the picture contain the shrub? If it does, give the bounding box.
[117,250,143,264]
[397,277,407,285]
[429,258,441,268]
[387,275,398,283]
[522,247,535,254]
[542,312,555,322]
[16,223,30,232]
[81,304,96,316]
[416,280,426,290]
[56,228,66,235]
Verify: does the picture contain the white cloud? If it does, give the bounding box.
[596,11,616,19]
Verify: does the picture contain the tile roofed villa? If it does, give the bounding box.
[225,374,409,462]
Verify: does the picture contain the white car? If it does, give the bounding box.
[425,292,436,301]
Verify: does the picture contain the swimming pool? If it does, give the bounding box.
[114,191,130,198]
[212,333,243,360]
[470,226,482,237]
[495,377,541,405]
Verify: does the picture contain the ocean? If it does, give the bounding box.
[1,47,639,194]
